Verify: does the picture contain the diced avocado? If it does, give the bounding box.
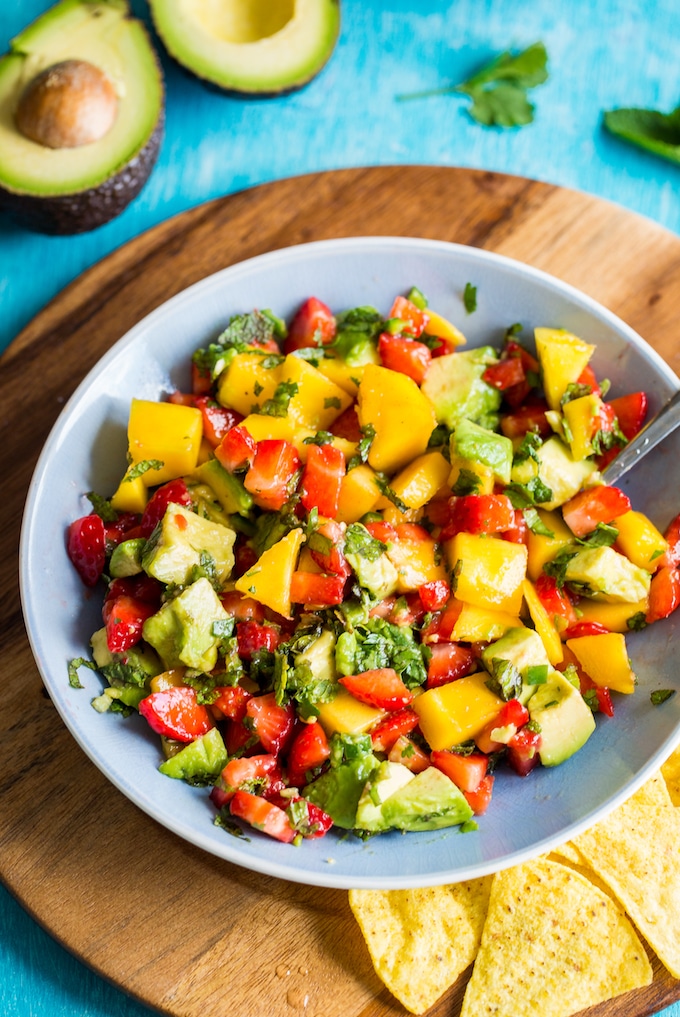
[380,766,474,832]
[158,727,227,784]
[90,626,162,680]
[304,753,380,829]
[345,526,399,601]
[0,0,164,235]
[142,577,230,672]
[295,629,338,683]
[564,546,651,604]
[421,347,501,431]
[109,537,146,578]
[193,458,253,517]
[528,671,596,766]
[451,418,513,485]
[481,627,552,705]
[536,437,599,509]
[142,502,236,588]
[355,761,416,832]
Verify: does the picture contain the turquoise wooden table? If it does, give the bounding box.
[1,2,679,1015]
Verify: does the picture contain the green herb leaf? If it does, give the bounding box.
[627,611,648,632]
[255,380,299,418]
[577,523,619,549]
[463,282,478,313]
[303,431,335,446]
[86,491,118,523]
[523,507,554,538]
[604,105,680,166]
[486,657,522,700]
[651,688,676,706]
[347,423,377,471]
[344,522,388,561]
[452,468,482,497]
[526,664,549,685]
[125,459,164,481]
[68,656,97,689]
[375,474,409,514]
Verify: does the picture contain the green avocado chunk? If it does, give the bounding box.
[159,727,228,784]
[564,546,651,603]
[354,761,416,832]
[304,753,380,829]
[142,502,236,589]
[193,459,253,517]
[0,0,164,234]
[421,346,501,431]
[535,437,599,509]
[451,418,514,485]
[142,577,230,672]
[380,766,474,832]
[528,671,596,766]
[109,537,146,578]
[148,0,340,95]
[481,627,553,706]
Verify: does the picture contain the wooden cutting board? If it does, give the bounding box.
[2,167,680,1017]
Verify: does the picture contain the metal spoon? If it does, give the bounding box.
[602,387,680,485]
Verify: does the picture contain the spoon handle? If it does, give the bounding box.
[602,387,680,485]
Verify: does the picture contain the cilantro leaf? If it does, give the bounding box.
[485,657,522,700]
[347,423,376,471]
[254,380,299,417]
[86,491,118,523]
[125,459,164,482]
[651,689,676,706]
[463,282,478,313]
[604,105,680,166]
[344,522,387,561]
[452,468,482,496]
[193,309,279,376]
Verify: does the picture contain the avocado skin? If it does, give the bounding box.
[0,112,164,235]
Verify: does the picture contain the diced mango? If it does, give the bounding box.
[110,471,148,513]
[613,510,668,572]
[449,603,524,642]
[358,364,437,475]
[534,328,596,411]
[445,533,528,615]
[380,451,451,525]
[336,464,382,524]
[566,632,636,694]
[386,529,448,593]
[562,393,603,460]
[149,668,187,693]
[127,398,203,486]
[317,687,386,736]
[217,352,279,416]
[575,597,648,633]
[413,672,504,751]
[448,454,495,496]
[422,309,467,347]
[521,579,563,666]
[316,355,362,395]
[234,528,304,619]
[279,354,353,430]
[527,509,575,582]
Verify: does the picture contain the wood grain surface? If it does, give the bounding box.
[2,167,680,1017]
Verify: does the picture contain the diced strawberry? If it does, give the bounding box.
[330,404,362,442]
[245,692,296,756]
[463,774,495,814]
[426,642,477,688]
[283,297,336,354]
[431,749,488,793]
[191,362,213,395]
[215,424,257,473]
[224,718,258,757]
[561,486,631,538]
[475,699,529,754]
[236,620,284,660]
[140,478,193,538]
[339,668,414,711]
[103,511,141,550]
[286,721,331,788]
[610,391,648,439]
[595,687,615,718]
[289,571,346,606]
[139,686,213,743]
[67,514,106,587]
[233,540,259,578]
[309,520,351,578]
[502,508,529,545]
[219,590,265,622]
[194,396,243,448]
[507,725,541,776]
[482,358,526,391]
[364,520,397,544]
[211,685,252,723]
[214,754,285,806]
[500,400,551,439]
[388,295,429,338]
[378,333,431,384]
[440,494,515,539]
[562,621,610,639]
[229,790,296,843]
[660,512,680,569]
[418,579,451,612]
[105,594,156,653]
[299,443,345,517]
[370,707,420,752]
[576,363,602,398]
[287,798,334,838]
[244,439,300,512]
[534,573,578,630]
[646,566,680,624]
[388,736,430,772]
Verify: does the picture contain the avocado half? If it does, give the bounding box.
[149,0,340,96]
[0,0,164,235]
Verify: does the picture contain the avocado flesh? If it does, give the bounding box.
[421,346,501,431]
[528,671,596,766]
[149,0,340,95]
[0,0,163,233]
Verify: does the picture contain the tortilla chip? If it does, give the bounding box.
[459,858,652,1017]
[549,841,584,866]
[349,877,492,1014]
[573,799,680,977]
[661,747,680,806]
[630,770,673,808]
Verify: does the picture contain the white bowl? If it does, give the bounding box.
[20,237,680,889]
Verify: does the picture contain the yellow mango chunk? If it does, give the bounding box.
[445,533,528,615]
[562,393,603,460]
[567,632,636,694]
[336,464,382,524]
[414,672,504,751]
[217,352,279,416]
[127,398,203,487]
[521,579,563,666]
[449,604,523,643]
[234,528,304,619]
[575,597,648,633]
[380,451,451,525]
[386,529,448,594]
[110,472,148,513]
[422,309,467,347]
[280,354,353,430]
[534,328,596,411]
[358,364,437,475]
[317,687,386,736]
[613,510,668,572]
[316,355,363,395]
[448,454,495,495]
[527,509,575,582]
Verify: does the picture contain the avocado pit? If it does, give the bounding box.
[15,58,118,149]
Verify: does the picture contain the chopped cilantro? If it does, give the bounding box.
[303,431,335,446]
[523,507,554,537]
[463,282,477,314]
[193,309,278,377]
[577,523,618,549]
[512,431,543,466]
[560,382,593,406]
[505,476,552,508]
[86,491,118,523]
[604,105,680,166]
[347,423,376,471]
[344,522,388,561]
[485,657,522,700]
[68,656,97,689]
[374,473,409,514]
[125,459,164,481]
[324,396,342,410]
[543,549,579,588]
[255,380,299,417]
[627,611,648,632]
[452,468,482,496]
[651,689,676,706]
